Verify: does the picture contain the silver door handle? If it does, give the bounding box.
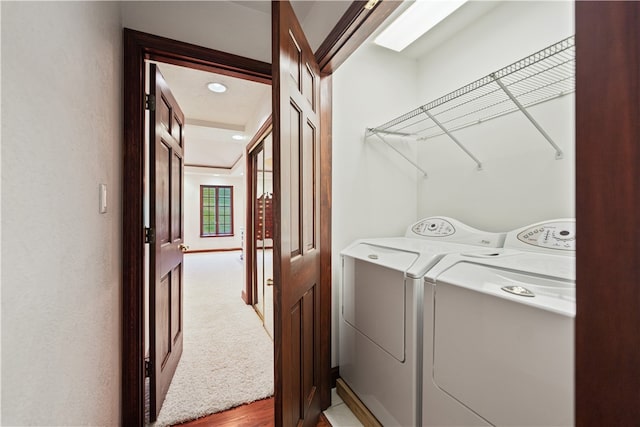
[179,244,190,253]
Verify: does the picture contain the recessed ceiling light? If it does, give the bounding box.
[232,134,245,141]
[207,82,227,93]
[374,0,468,52]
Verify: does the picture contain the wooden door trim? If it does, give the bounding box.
[128,29,271,84]
[315,0,402,74]
[123,28,271,426]
[318,74,333,409]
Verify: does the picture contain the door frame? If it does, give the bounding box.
[122,3,398,425]
[243,116,273,308]
[122,28,271,425]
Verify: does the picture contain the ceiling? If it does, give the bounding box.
[157,0,350,173]
[156,1,497,172]
[156,61,270,172]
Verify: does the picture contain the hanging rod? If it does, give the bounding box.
[371,132,428,178]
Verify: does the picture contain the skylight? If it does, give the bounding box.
[374,0,468,52]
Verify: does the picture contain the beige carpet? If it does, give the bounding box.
[152,252,274,426]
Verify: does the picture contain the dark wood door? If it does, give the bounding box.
[575,1,640,424]
[272,2,325,426]
[149,63,185,421]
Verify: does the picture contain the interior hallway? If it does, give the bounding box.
[152,251,273,426]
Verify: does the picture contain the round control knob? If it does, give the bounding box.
[559,230,570,236]
[428,223,437,230]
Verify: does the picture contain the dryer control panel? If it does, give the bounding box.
[506,219,576,253]
[410,218,455,237]
[406,217,505,247]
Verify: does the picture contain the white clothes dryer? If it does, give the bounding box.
[422,219,576,426]
[340,217,505,426]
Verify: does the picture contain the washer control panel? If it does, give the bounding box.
[411,218,455,237]
[509,219,576,252]
[406,216,505,247]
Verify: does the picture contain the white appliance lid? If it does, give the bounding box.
[435,261,575,317]
[341,239,504,279]
[340,242,420,272]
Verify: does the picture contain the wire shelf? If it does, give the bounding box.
[366,36,575,145]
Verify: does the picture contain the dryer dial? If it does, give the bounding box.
[411,218,455,237]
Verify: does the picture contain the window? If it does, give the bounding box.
[200,185,233,237]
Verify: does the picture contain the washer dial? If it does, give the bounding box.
[517,221,575,251]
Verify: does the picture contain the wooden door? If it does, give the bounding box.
[272,2,325,426]
[149,63,185,421]
[575,1,640,424]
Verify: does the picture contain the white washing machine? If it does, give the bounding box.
[422,219,576,426]
[340,217,505,426]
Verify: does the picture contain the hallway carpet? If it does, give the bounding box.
[153,252,274,426]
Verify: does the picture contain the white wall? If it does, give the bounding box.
[1,2,122,425]
[332,43,419,364]
[121,1,351,64]
[293,1,352,53]
[121,1,272,63]
[415,0,575,231]
[184,170,245,251]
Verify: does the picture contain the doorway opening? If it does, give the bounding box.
[123,2,392,422]
[123,28,273,426]
[142,59,273,425]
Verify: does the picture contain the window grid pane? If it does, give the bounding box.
[201,185,233,237]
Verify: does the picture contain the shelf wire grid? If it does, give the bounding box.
[367,36,575,140]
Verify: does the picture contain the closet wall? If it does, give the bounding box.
[332,0,575,365]
[332,43,419,364]
[415,1,575,231]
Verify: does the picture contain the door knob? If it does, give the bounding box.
[179,244,190,252]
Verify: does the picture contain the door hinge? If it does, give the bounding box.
[145,94,156,111]
[144,359,152,378]
[145,227,155,244]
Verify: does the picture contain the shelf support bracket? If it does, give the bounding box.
[421,107,483,171]
[365,128,413,138]
[491,73,564,159]
[371,132,428,178]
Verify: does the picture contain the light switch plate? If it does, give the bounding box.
[100,184,107,214]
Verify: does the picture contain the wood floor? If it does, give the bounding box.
[176,397,332,427]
